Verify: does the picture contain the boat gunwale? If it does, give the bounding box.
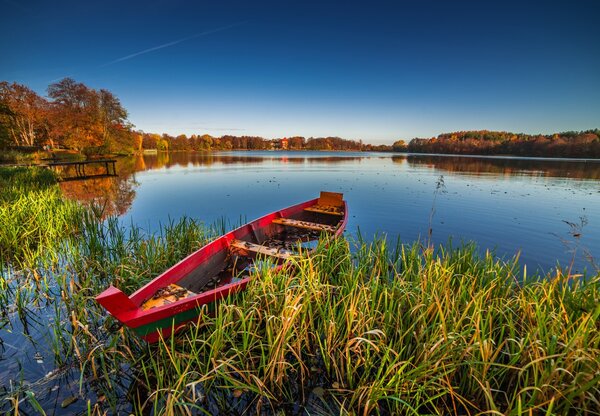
[98,196,347,328]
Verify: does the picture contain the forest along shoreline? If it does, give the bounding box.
[0,165,598,414]
[2,79,600,164]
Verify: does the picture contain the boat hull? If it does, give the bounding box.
[96,192,348,342]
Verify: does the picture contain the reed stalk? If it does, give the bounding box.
[0,166,598,415]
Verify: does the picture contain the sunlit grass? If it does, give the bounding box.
[0,167,598,414]
[0,150,39,164]
[0,167,85,267]
[118,237,597,415]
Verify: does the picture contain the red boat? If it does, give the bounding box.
[96,192,348,343]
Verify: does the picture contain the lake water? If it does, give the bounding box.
[60,151,600,274]
[2,150,599,414]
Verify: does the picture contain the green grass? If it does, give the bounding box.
[0,167,84,267]
[0,150,39,163]
[0,165,57,190]
[0,167,598,415]
[102,238,597,415]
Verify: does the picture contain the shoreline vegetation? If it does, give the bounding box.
[2,79,600,163]
[0,166,598,414]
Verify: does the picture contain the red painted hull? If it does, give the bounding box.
[96,193,348,342]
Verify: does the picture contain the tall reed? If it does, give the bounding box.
[0,167,84,268]
[88,236,598,415]
[0,166,598,414]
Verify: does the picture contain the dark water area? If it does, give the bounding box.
[60,151,600,274]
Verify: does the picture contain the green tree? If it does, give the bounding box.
[157,138,169,151]
[0,101,14,148]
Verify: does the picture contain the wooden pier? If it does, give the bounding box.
[44,159,117,181]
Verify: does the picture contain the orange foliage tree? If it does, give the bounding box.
[408,130,600,158]
[0,81,49,147]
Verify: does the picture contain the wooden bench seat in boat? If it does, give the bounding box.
[142,284,197,311]
[272,217,336,233]
[304,191,344,216]
[229,239,294,260]
[304,205,344,216]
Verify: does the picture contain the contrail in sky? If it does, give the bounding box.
[101,22,244,67]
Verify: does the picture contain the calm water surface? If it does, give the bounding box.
[62,151,600,273]
[2,151,599,414]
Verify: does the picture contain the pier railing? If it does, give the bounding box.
[44,159,117,181]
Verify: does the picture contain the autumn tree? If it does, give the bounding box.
[47,78,104,151]
[168,134,187,151]
[98,89,131,152]
[221,137,232,150]
[198,134,213,150]
[392,140,407,152]
[288,136,306,149]
[142,133,161,149]
[0,81,49,147]
[407,130,600,158]
[47,78,134,153]
[132,132,143,152]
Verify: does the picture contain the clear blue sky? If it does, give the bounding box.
[1,0,599,143]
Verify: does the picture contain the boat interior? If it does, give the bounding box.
[141,192,345,311]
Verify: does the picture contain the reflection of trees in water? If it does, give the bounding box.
[306,156,362,163]
[59,157,139,217]
[142,152,265,168]
[141,152,363,168]
[393,155,600,180]
[60,153,600,217]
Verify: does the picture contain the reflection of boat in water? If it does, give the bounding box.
[96,191,348,342]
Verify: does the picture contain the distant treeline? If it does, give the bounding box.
[141,133,392,152]
[2,79,599,158]
[407,130,600,158]
[0,79,387,155]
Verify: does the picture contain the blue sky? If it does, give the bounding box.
[1,0,599,143]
